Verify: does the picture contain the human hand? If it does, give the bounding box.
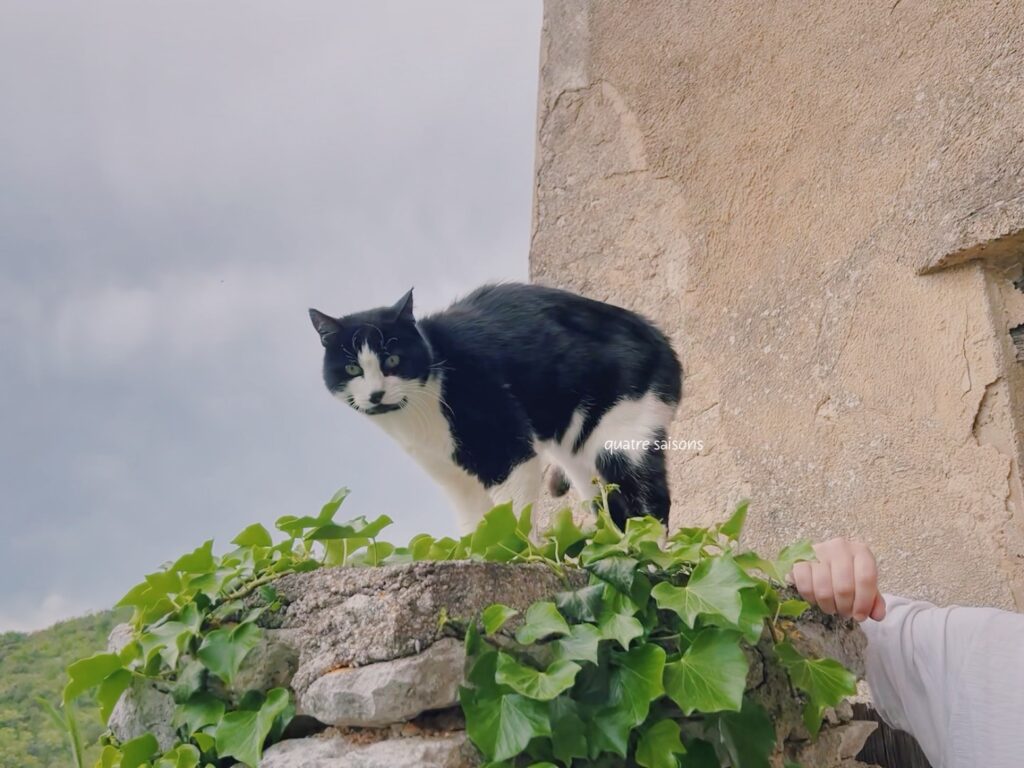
[791,538,886,622]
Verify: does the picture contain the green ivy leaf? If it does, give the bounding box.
[623,516,665,548]
[704,587,771,645]
[778,599,810,618]
[144,570,182,597]
[598,608,644,651]
[186,568,234,601]
[707,698,776,768]
[680,738,723,768]
[651,555,756,626]
[460,688,552,762]
[514,602,570,645]
[544,507,589,557]
[232,523,273,548]
[586,705,634,758]
[138,607,201,670]
[408,533,436,560]
[258,584,279,604]
[463,624,508,698]
[115,580,163,614]
[346,540,396,566]
[609,644,666,725]
[548,696,588,765]
[736,541,815,583]
[214,687,291,767]
[663,538,706,565]
[664,629,748,715]
[119,733,159,768]
[775,541,815,574]
[96,669,133,723]
[309,516,391,544]
[63,652,125,704]
[775,642,857,736]
[552,623,602,665]
[587,556,638,594]
[319,486,351,520]
[428,535,469,560]
[495,654,581,701]
[197,621,262,684]
[174,691,226,735]
[718,500,749,541]
[636,718,687,768]
[580,507,626,562]
[154,744,202,768]
[555,584,604,623]
[516,504,534,540]
[469,503,520,559]
[354,514,393,540]
[192,732,216,753]
[277,488,351,535]
[171,540,216,574]
[482,604,519,635]
[96,745,119,768]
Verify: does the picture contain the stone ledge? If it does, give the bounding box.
[109,560,876,767]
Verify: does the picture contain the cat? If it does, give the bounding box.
[309,282,682,533]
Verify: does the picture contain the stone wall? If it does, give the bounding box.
[108,561,877,767]
[530,0,1024,610]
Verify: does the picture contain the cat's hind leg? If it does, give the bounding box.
[595,430,670,527]
[437,473,496,535]
[579,393,676,527]
[489,455,543,518]
[593,434,671,528]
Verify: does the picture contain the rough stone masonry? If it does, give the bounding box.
[108,561,878,767]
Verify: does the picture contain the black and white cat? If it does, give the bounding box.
[309,283,682,532]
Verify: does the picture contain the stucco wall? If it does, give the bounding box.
[530,0,1024,609]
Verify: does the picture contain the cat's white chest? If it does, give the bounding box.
[373,376,461,476]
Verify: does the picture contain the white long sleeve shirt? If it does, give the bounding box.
[860,595,1024,768]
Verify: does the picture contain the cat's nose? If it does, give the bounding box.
[369,390,385,404]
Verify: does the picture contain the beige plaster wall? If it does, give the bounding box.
[530,0,1024,609]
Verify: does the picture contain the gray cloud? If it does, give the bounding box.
[0,0,541,631]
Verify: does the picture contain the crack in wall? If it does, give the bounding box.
[971,375,1005,443]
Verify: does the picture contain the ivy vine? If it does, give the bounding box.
[49,486,856,768]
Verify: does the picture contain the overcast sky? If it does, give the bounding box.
[0,1,542,632]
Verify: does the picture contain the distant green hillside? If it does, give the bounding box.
[0,609,126,768]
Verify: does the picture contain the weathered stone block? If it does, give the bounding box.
[260,729,479,768]
[108,677,177,753]
[791,721,879,767]
[264,561,585,695]
[298,638,464,727]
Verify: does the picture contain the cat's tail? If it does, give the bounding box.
[547,466,571,498]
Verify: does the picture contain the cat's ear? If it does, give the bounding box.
[391,288,415,322]
[309,308,341,346]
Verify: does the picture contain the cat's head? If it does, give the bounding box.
[309,289,432,415]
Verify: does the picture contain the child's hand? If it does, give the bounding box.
[791,538,887,622]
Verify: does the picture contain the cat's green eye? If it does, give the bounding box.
[345,363,362,376]
[384,354,401,368]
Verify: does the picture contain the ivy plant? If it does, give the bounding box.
[48,486,855,768]
[458,491,858,767]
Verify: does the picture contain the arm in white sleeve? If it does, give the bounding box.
[860,594,1024,768]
